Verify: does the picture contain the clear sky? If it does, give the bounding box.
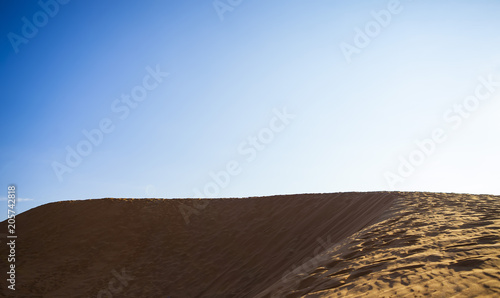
[1,0,500,219]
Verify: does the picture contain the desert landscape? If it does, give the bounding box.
[0,191,499,297]
[3,1,500,297]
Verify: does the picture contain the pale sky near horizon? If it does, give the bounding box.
[1,0,500,219]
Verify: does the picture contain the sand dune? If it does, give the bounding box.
[1,192,499,297]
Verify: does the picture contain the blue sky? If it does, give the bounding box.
[1,0,500,219]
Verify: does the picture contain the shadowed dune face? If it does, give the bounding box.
[0,192,394,297]
[1,192,499,297]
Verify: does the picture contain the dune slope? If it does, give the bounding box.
[262,193,500,297]
[1,192,499,297]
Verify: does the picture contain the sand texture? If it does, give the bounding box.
[1,192,499,297]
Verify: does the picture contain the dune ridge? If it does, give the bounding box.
[1,192,499,297]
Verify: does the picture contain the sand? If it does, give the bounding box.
[0,192,499,297]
